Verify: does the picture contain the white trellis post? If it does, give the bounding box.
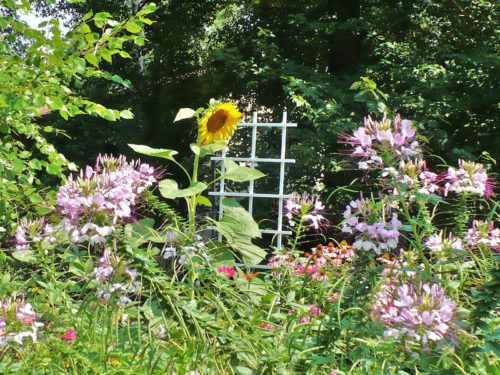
[209,112,296,268]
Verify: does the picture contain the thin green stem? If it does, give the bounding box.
[188,153,200,234]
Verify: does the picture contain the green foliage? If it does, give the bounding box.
[214,198,266,266]
[0,0,156,242]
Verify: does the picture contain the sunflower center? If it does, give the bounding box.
[206,110,229,132]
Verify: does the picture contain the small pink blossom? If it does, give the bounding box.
[328,292,340,302]
[217,266,236,278]
[308,305,321,317]
[299,316,311,324]
[62,328,77,344]
[259,322,274,331]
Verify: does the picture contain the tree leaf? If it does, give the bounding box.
[120,109,134,119]
[84,52,98,67]
[174,108,196,122]
[125,21,142,34]
[128,144,178,161]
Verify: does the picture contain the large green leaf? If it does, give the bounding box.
[215,198,266,266]
[159,179,207,199]
[126,218,166,247]
[128,144,178,161]
[174,108,196,122]
[200,141,228,157]
[191,141,228,157]
[11,250,37,263]
[222,159,266,182]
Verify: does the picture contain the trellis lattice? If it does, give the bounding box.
[209,112,296,253]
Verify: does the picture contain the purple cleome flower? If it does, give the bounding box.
[341,114,422,170]
[342,197,402,254]
[424,231,463,254]
[443,160,494,197]
[382,159,440,197]
[57,155,156,245]
[371,280,456,348]
[284,193,328,230]
[13,218,56,251]
[92,247,140,306]
[464,220,500,253]
[0,298,44,347]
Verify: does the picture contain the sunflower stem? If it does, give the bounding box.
[189,153,200,235]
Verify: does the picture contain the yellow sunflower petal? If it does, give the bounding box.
[198,102,242,145]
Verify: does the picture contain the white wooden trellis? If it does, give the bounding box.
[209,112,296,266]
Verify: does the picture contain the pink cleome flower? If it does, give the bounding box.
[443,160,494,197]
[57,155,157,245]
[340,114,421,170]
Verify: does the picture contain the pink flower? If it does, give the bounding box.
[342,197,401,254]
[13,217,56,251]
[308,305,321,317]
[299,316,311,324]
[259,322,274,331]
[328,292,340,302]
[304,265,318,275]
[443,160,494,197]
[284,193,329,230]
[340,114,421,170]
[57,155,157,245]
[464,220,499,252]
[62,329,77,344]
[217,266,236,279]
[371,280,456,348]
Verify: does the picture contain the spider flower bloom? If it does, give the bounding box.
[0,298,44,347]
[371,281,456,348]
[342,198,402,254]
[198,102,242,145]
[340,114,421,170]
[94,249,114,282]
[13,218,55,251]
[443,160,494,197]
[217,266,236,278]
[57,155,156,244]
[464,220,500,253]
[284,193,328,230]
[382,159,439,196]
[425,231,463,253]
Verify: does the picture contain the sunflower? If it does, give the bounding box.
[198,102,242,145]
